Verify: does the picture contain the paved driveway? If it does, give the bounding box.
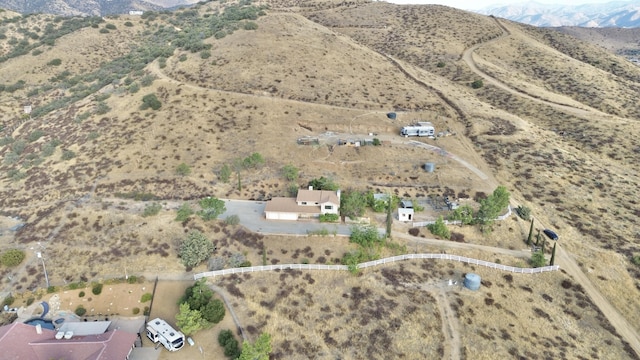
[220,199,353,236]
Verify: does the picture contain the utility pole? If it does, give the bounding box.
[37,252,49,288]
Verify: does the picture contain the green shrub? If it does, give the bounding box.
[26,297,35,306]
[95,101,110,115]
[200,50,211,59]
[47,286,57,294]
[426,216,451,239]
[530,251,546,268]
[32,49,43,56]
[142,202,162,217]
[47,58,62,66]
[132,307,140,314]
[68,282,85,290]
[319,213,339,223]
[61,149,75,160]
[471,79,484,89]
[105,23,116,30]
[436,61,446,68]
[632,255,640,266]
[141,93,161,110]
[143,306,150,316]
[124,21,133,27]
[243,22,258,30]
[179,53,188,62]
[141,293,153,303]
[214,31,226,39]
[91,283,103,295]
[78,291,85,298]
[515,205,531,221]
[12,140,26,155]
[3,295,15,306]
[99,28,109,34]
[75,305,86,316]
[1,249,26,267]
[126,275,138,284]
[139,74,155,87]
[27,130,45,142]
[224,214,240,226]
[176,162,191,176]
[175,203,194,222]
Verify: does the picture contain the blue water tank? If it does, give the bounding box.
[424,162,435,173]
[464,273,481,291]
[387,112,397,120]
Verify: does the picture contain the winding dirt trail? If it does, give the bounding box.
[461,19,640,356]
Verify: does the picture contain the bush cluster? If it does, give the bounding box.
[218,329,241,359]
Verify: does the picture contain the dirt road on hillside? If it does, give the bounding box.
[460,20,640,355]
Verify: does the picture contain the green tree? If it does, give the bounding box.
[340,190,367,220]
[219,164,231,183]
[349,225,383,248]
[176,162,191,176]
[427,216,451,239]
[0,249,26,267]
[181,279,213,310]
[140,93,161,110]
[179,230,214,268]
[448,204,475,225]
[176,302,207,336]
[476,185,510,225]
[201,298,225,324]
[530,251,546,268]
[550,243,557,266]
[175,203,194,222]
[242,152,264,168]
[219,329,241,359]
[527,219,534,245]
[197,197,226,221]
[308,176,338,191]
[239,333,272,360]
[282,164,299,181]
[386,194,393,239]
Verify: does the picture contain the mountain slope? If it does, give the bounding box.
[0,1,639,358]
[477,1,640,28]
[0,0,195,16]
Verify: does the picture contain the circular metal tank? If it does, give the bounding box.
[464,273,481,291]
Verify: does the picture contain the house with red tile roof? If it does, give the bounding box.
[0,322,137,360]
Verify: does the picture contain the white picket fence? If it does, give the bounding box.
[193,252,559,280]
[412,205,512,227]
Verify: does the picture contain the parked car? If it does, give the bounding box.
[543,229,559,241]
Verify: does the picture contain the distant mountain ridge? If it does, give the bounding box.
[476,1,640,28]
[0,0,200,16]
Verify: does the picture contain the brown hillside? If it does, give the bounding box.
[0,1,639,358]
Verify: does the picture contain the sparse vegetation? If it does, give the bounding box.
[142,202,162,217]
[427,216,451,239]
[1,249,26,267]
[179,230,215,268]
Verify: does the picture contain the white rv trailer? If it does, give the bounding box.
[400,122,435,137]
[146,318,185,352]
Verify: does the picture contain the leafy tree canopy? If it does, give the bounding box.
[307,176,339,191]
[340,190,367,220]
[179,230,215,268]
[239,333,272,360]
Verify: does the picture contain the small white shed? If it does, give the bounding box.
[398,207,414,221]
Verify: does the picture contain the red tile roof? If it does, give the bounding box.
[0,322,136,360]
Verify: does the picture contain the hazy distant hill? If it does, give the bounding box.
[477,1,640,28]
[0,0,199,16]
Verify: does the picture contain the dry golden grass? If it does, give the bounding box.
[1,1,640,357]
